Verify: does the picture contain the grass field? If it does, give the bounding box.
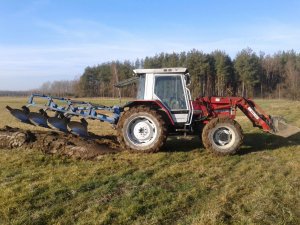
[0,97,299,225]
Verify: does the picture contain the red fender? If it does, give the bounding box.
[122,100,175,125]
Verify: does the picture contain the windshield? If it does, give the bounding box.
[154,75,187,110]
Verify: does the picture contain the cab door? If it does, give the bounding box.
[153,74,190,124]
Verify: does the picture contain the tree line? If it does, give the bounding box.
[36,48,300,100]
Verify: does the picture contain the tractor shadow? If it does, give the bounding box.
[87,130,299,154]
[239,132,300,155]
[162,136,203,153]
[162,132,300,154]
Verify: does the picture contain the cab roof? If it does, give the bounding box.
[115,68,188,88]
[133,67,188,75]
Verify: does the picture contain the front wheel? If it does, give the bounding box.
[202,118,243,155]
[117,106,167,153]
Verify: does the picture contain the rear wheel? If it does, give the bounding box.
[202,117,243,155]
[117,106,167,153]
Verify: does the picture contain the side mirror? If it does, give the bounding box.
[185,73,191,86]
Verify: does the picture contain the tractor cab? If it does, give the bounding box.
[133,68,192,124]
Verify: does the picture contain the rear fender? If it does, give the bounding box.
[122,100,175,125]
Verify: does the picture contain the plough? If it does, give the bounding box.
[7,94,121,136]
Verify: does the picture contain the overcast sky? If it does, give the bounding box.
[1,0,300,90]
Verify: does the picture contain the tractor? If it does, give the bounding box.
[6,67,300,155]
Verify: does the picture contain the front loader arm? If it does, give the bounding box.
[194,96,300,138]
[236,98,300,137]
[195,96,273,131]
[235,98,272,132]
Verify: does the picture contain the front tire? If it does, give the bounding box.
[117,106,167,153]
[202,117,243,155]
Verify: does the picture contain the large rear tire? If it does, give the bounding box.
[202,117,243,155]
[117,106,167,153]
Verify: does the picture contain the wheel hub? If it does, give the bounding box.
[133,121,152,141]
[213,127,232,146]
[219,132,230,142]
[127,117,156,146]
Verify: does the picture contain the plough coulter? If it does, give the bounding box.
[6,68,300,155]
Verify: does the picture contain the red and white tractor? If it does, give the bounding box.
[7,68,300,155]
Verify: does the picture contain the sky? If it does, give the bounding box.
[1,0,300,90]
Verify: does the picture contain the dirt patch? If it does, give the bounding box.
[0,126,120,159]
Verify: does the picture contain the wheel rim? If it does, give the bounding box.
[126,116,157,147]
[212,127,235,149]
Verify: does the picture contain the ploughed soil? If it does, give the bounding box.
[0,126,120,159]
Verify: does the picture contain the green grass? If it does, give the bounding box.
[0,97,299,225]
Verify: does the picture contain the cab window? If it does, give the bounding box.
[154,75,187,110]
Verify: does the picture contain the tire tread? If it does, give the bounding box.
[117,106,167,153]
[202,117,244,155]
